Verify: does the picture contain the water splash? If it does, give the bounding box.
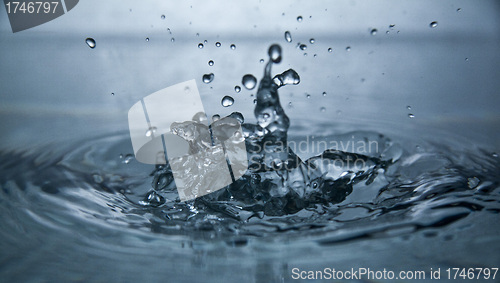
[2,44,498,248]
[146,44,403,218]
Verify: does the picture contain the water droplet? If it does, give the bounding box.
[328,48,333,53]
[259,59,265,63]
[253,99,257,104]
[465,58,469,62]
[297,16,303,22]
[268,44,282,63]
[309,38,315,44]
[204,40,208,44]
[322,92,327,96]
[389,24,395,29]
[208,60,214,66]
[171,38,175,42]
[161,15,165,20]
[272,69,300,88]
[85,38,96,49]
[122,154,134,164]
[370,28,378,35]
[234,86,241,93]
[242,74,257,90]
[288,101,293,107]
[408,113,415,118]
[221,96,234,107]
[202,73,214,84]
[230,44,236,50]
[145,127,157,137]
[492,152,498,158]
[145,37,150,42]
[140,190,165,207]
[320,107,326,112]
[111,92,115,96]
[430,21,438,28]
[198,43,204,49]
[457,8,462,12]
[299,44,307,51]
[346,46,351,52]
[212,114,220,122]
[215,42,221,47]
[306,94,311,99]
[284,31,292,43]
[407,105,412,110]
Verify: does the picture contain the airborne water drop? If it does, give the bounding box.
[221,96,234,107]
[85,38,96,49]
[202,73,214,84]
[268,44,282,63]
[242,74,257,90]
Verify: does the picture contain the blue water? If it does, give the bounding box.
[1,1,500,282]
